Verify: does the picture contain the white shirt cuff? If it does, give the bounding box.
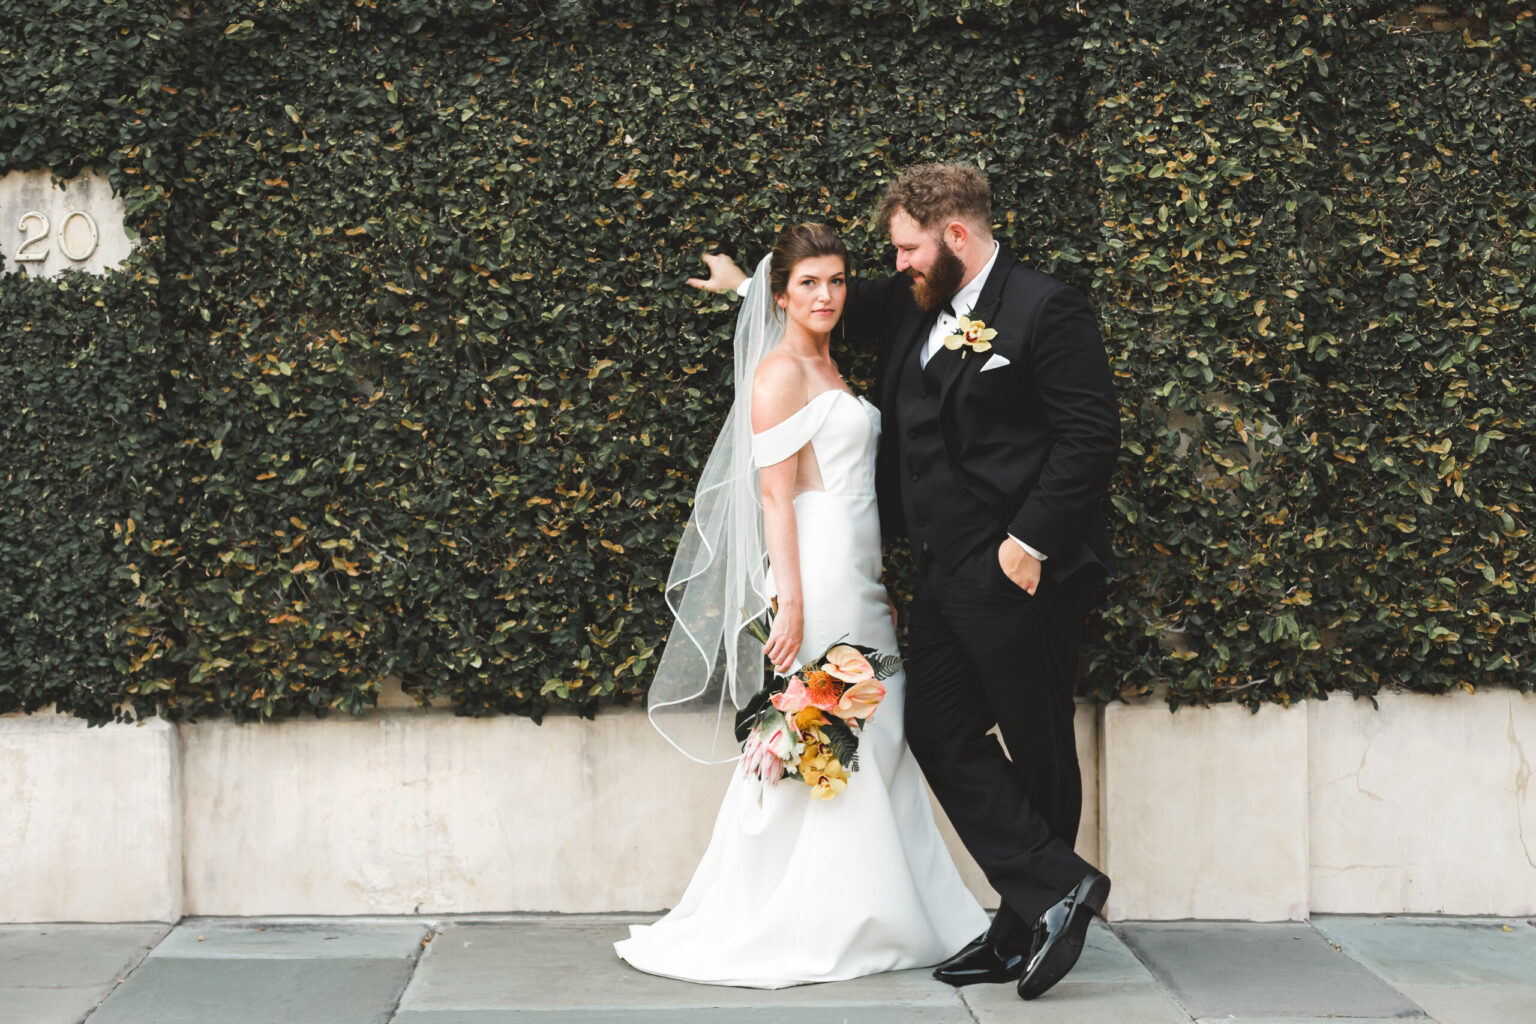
[735,277,751,298]
[1008,535,1048,561]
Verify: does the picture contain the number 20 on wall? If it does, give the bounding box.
[15,209,101,264]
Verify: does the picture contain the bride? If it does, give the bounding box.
[614,223,987,987]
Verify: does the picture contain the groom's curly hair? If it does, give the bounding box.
[875,163,991,234]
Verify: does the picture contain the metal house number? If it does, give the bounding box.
[16,209,101,264]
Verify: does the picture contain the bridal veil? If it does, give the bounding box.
[646,256,780,763]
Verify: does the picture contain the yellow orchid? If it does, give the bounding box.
[808,768,849,800]
[942,316,998,358]
[797,730,850,799]
[793,705,827,733]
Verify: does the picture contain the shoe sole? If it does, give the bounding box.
[932,964,1025,988]
[1017,874,1110,1001]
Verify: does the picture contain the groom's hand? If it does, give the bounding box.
[998,540,1042,596]
[686,252,748,294]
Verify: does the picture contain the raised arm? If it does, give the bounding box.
[686,252,748,295]
[688,249,909,365]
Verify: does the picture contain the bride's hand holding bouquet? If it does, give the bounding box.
[735,621,900,801]
[762,598,803,675]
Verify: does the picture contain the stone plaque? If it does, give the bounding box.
[0,168,134,277]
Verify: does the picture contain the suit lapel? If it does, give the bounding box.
[962,245,1014,328]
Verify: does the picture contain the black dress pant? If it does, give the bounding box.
[903,541,1093,952]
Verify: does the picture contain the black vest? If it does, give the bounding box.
[896,341,996,571]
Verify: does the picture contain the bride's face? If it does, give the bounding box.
[775,255,847,335]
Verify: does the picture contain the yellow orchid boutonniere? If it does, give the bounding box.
[942,316,998,359]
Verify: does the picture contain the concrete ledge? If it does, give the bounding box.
[181,703,1098,916]
[1101,700,1310,921]
[181,709,735,915]
[3,691,1534,921]
[0,716,181,922]
[1309,690,1536,915]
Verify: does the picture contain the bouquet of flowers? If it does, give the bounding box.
[734,618,901,801]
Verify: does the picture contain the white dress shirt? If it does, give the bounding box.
[735,245,1046,564]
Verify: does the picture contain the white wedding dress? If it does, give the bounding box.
[615,388,988,987]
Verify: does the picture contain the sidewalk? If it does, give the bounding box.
[2,914,1533,1023]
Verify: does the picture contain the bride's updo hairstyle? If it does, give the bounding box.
[768,222,848,299]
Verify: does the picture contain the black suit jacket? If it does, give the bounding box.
[842,246,1120,583]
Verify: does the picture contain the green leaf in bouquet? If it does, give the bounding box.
[820,717,861,773]
[740,608,772,646]
[867,652,903,679]
[733,686,773,745]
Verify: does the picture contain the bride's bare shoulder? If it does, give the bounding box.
[751,351,809,433]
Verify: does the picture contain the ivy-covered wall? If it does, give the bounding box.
[1,1,1531,724]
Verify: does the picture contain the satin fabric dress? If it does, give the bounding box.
[615,389,987,988]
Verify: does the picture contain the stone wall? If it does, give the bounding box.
[2,692,1533,922]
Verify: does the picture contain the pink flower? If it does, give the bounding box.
[741,712,795,785]
[830,679,886,723]
[822,645,875,685]
[756,746,785,784]
[761,720,794,761]
[770,676,812,715]
[740,727,765,763]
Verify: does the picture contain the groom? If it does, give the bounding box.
[695,163,1119,1000]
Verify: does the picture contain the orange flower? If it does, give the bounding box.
[803,669,844,710]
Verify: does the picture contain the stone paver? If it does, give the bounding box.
[84,958,416,1024]
[2,914,1528,1023]
[150,919,429,960]
[1388,985,1536,1024]
[4,987,123,1024]
[396,921,965,1013]
[961,923,1192,1023]
[1312,915,1536,987]
[393,1010,970,1023]
[0,924,169,987]
[1190,1019,1420,1024]
[0,924,168,1024]
[966,980,1194,1023]
[1313,915,1536,1024]
[83,922,426,1024]
[1116,921,1426,1020]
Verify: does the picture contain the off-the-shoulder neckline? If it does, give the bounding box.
[752,388,871,437]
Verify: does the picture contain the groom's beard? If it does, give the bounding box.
[909,239,966,312]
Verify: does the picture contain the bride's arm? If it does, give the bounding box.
[686,252,748,294]
[751,358,806,675]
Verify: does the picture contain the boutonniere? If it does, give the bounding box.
[942,316,998,359]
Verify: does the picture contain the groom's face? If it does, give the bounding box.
[888,210,964,312]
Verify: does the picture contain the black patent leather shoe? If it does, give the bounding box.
[932,932,1028,986]
[1017,869,1111,1001]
